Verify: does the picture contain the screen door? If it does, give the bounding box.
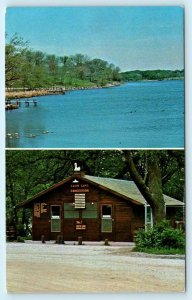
[51,205,61,232]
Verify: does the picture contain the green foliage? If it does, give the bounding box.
[5,34,29,87]
[6,34,121,89]
[135,221,185,252]
[63,78,95,88]
[121,69,184,82]
[17,236,25,243]
[23,236,32,240]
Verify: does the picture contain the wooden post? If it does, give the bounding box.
[25,100,29,107]
[104,238,110,246]
[78,236,82,245]
[56,234,65,244]
[41,235,45,243]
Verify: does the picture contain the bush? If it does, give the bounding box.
[23,235,32,240]
[17,236,25,243]
[135,220,185,252]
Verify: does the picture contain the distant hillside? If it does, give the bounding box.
[121,70,184,82]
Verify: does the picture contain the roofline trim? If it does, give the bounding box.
[16,174,143,208]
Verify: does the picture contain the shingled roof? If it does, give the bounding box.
[84,175,184,207]
[16,173,184,208]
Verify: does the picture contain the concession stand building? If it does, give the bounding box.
[16,170,184,242]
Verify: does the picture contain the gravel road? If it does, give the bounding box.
[6,242,185,293]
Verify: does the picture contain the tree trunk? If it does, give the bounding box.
[122,150,165,225]
[147,152,165,224]
[7,173,18,228]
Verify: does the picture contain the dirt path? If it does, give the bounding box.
[6,242,185,293]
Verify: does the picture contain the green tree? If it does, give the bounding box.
[121,150,184,225]
[5,34,28,87]
[5,34,121,89]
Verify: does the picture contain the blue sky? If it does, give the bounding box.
[6,6,184,71]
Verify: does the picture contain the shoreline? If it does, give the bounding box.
[5,77,183,100]
[5,82,120,100]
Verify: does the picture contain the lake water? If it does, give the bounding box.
[6,80,184,148]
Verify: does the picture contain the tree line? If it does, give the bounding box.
[5,34,121,89]
[121,69,184,82]
[6,150,184,236]
[6,34,184,91]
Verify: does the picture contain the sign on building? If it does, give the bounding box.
[75,193,85,208]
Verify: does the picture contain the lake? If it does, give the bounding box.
[6,80,184,148]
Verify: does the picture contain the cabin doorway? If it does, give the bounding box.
[101,204,115,241]
[50,205,61,239]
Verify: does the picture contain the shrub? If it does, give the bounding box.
[160,228,185,248]
[17,236,25,243]
[135,220,185,252]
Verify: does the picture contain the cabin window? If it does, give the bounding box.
[82,203,98,218]
[101,205,112,232]
[51,205,61,232]
[64,203,79,218]
[102,205,112,217]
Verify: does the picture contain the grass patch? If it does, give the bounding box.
[134,247,185,255]
[63,78,96,88]
[23,236,32,240]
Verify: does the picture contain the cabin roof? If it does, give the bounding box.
[16,173,184,208]
[84,175,184,207]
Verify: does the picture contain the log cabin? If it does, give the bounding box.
[16,170,184,242]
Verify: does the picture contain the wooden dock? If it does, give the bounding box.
[6,99,38,110]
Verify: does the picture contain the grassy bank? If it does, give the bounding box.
[6,89,58,100]
[6,82,120,100]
